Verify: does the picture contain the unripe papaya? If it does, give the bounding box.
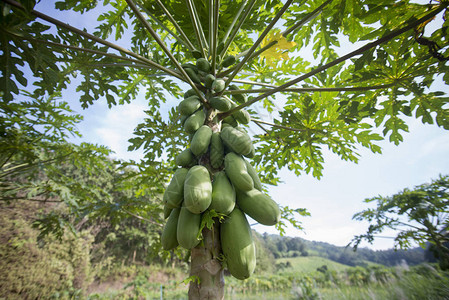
[222,55,236,68]
[217,41,225,54]
[163,201,173,219]
[185,67,201,84]
[184,109,206,134]
[190,125,212,156]
[196,58,210,73]
[177,206,202,249]
[229,84,247,104]
[179,96,201,116]
[220,126,252,156]
[161,207,181,250]
[164,168,189,209]
[184,165,212,214]
[192,49,202,59]
[244,160,262,191]
[204,74,215,89]
[236,189,280,226]
[222,115,238,127]
[209,96,232,112]
[243,145,255,159]
[210,132,224,169]
[176,149,196,167]
[184,89,197,98]
[224,152,253,191]
[210,171,235,215]
[221,208,256,280]
[212,79,226,93]
[233,108,250,124]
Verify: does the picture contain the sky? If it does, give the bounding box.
[27,1,449,250]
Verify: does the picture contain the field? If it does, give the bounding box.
[276,256,354,273]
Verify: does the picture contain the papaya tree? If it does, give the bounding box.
[1,0,449,299]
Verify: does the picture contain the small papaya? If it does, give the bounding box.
[236,189,280,226]
[185,67,201,84]
[190,125,213,156]
[204,74,215,89]
[164,168,189,209]
[209,96,232,112]
[210,171,235,215]
[210,132,224,169]
[161,207,181,250]
[177,206,202,249]
[176,149,196,167]
[224,152,253,191]
[179,96,201,116]
[184,165,212,214]
[244,160,262,191]
[212,79,226,93]
[222,55,236,68]
[220,208,256,280]
[184,109,206,134]
[220,126,252,156]
[196,58,210,73]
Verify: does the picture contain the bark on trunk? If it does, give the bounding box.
[188,220,224,299]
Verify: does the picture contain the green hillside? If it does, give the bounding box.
[276,256,352,274]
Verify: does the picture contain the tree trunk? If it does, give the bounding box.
[188,220,224,299]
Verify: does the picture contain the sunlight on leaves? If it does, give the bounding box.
[260,29,296,66]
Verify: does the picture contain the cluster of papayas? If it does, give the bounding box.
[161,57,280,280]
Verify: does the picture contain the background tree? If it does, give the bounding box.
[352,174,449,270]
[1,0,449,299]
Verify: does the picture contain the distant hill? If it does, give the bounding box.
[257,232,428,269]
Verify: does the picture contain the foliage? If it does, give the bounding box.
[352,174,449,269]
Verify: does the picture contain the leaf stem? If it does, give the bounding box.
[211,0,220,73]
[185,0,208,57]
[224,84,396,94]
[125,0,207,103]
[251,118,306,132]
[153,0,196,51]
[221,2,449,118]
[223,0,294,89]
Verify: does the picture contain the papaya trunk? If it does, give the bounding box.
[188,221,224,300]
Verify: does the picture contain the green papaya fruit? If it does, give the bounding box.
[163,201,173,219]
[224,152,253,191]
[185,67,201,84]
[176,149,196,167]
[204,74,215,89]
[220,208,256,280]
[222,55,236,68]
[164,168,189,209]
[192,49,202,59]
[184,165,212,214]
[177,206,202,249]
[217,41,224,54]
[184,89,197,98]
[190,125,212,156]
[222,115,238,127]
[229,84,247,104]
[236,189,280,226]
[184,109,206,134]
[196,58,210,73]
[179,96,201,116]
[244,160,262,191]
[182,63,197,70]
[210,132,224,169]
[210,171,235,215]
[212,79,226,93]
[220,126,252,156]
[209,96,232,112]
[233,109,250,124]
[161,207,181,250]
[243,145,255,159]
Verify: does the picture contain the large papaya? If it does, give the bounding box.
[164,168,189,209]
[179,96,201,116]
[244,160,262,191]
[224,152,253,191]
[177,206,202,249]
[221,208,256,280]
[190,125,212,156]
[209,96,232,112]
[220,126,252,156]
[184,109,206,134]
[236,189,280,226]
[210,171,235,215]
[184,165,212,214]
[210,132,224,169]
[176,148,196,167]
[161,207,181,250]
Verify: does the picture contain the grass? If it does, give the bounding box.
[276,256,352,273]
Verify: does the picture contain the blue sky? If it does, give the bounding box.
[29,1,449,250]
